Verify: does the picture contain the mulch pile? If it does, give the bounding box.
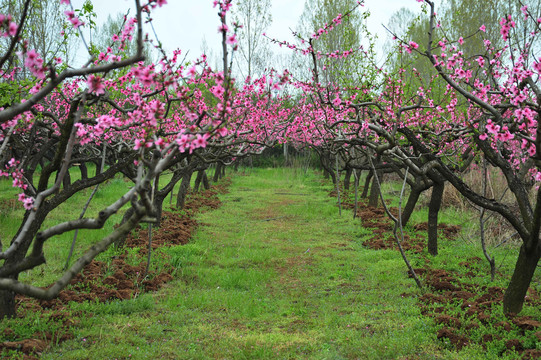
[0,179,230,359]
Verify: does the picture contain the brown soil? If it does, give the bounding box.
[347,200,426,254]
[2,179,230,358]
[416,263,541,357]
[0,338,47,359]
[414,222,461,240]
[437,327,469,349]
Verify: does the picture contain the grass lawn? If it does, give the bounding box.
[1,167,539,359]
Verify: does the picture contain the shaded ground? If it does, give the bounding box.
[0,180,230,359]
[334,186,541,359]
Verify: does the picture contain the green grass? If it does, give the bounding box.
[1,167,539,359]
[35,168,445,359]
[0,164,212,287]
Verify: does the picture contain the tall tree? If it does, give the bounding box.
[91,12,154,64]
[0,0,75,78]
[296,0,370,87]
[384,0,512,100]
[232,0,272,79]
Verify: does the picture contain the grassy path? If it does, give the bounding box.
[44,168,445,359]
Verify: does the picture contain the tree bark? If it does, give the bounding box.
[319,155,336,184]
[79,163,88,180]
[401,187,422,227]
[368,170,381,207]
[94,159,102,177]
[344,168,352,191]
[194,170,204,192]
[202,171,210,190]
[0,208,48,317]
[427,181,444,256]
[176,171,192,209]
[503,244,541,314]
[0,289,15,318]
[361,170,373,198]
[213,163,223,182]
[62,170,71,189]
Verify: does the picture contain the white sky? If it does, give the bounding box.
[70,0,422,67]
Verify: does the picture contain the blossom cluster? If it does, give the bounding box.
[20,49,46,79]
[64,10,83,28]
[499,15,515,41]
[0,159,34,210]
[0,14,17,37]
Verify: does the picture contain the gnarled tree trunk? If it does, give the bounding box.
[176,170,193,210]
[368,170,382,207]
[503,244,541,314]
[427,181,444,256]
[343,168,352,191]
[361,170,373,198]
[213,163,223,182]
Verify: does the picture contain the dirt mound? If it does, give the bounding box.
[413,222,461,240]
[437,327,469,349]
[0,338,47,358]
[353,202,425,254]
[125,212,197,253]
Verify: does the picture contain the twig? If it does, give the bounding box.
[260,216,286,222]
[370,158,423,289]
[335,155,342,216]
[353,169,359,220]
[144,176,158,277]
[64,142,107,270]
[480,157,496,281]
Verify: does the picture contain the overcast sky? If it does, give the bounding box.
[70,0,422,66]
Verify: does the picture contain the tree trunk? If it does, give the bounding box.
[503,244,541,314]
[344,168,352,191]
[401,187,422,227]
[114,208,134,248]
[323,168,330,180]
[94,160,102,177]
[62,170,71,189]
[361,170,373,198]
[202,171,210,190]
[176,171,192,209]
[320,156,336,184]
[79,163,88,180]
[368,171,381,207]
[153,197,165,227]
[55,170,70,189]
[0,289,16,318]
[0,209,48,317]
[427,181,444,256]
[213,163,223,182]
[194,170,204,192]
[353,169,360,219]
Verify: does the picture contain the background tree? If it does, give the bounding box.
[296,0,371,88]
[90,12,155,64]
[231,0,272,79]
[0,0,75,80]
[384,0,509,100]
